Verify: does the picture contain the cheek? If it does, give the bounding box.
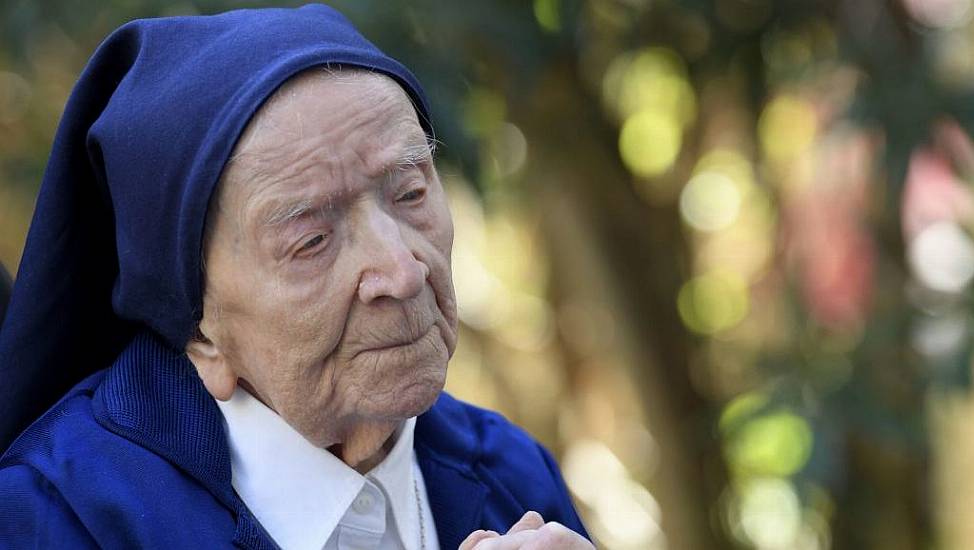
[259,276,350,347]
[221,269,356,382]
[442,211,455,257]
[421,198,459,348]
[424,188,454,256]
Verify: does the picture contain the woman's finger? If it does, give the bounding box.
[506,510,545,534]
[459,529,500,550]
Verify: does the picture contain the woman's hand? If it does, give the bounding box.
[459,511,595,549]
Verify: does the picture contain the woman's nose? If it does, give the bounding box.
[356,210,429,304]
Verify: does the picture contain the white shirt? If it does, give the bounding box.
[217,387,440,550]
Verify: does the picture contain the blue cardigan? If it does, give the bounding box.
[0,333,588,549]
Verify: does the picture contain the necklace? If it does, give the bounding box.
[413,473,426,550]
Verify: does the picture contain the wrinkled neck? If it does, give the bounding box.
[238,378,398,474]
[329,421,399,474]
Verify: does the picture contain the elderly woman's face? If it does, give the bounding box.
[191,71,457,448]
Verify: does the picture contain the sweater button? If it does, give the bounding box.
[352,493,374,513]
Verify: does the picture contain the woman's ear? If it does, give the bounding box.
[185,327,238,401]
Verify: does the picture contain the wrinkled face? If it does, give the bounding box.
[194,70,457,448]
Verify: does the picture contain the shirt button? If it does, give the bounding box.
[352,493,374,513]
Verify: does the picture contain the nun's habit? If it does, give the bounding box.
[0,6,586,548]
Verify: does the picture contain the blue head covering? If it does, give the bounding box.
[0,4,434,449]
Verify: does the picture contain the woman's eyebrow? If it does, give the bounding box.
[259,193,344,229]
[370,124,437,177]
[391,138,435,171]
[263,197,316,227]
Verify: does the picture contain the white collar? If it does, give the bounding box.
[217,386,422,550]
[368,415,422,550]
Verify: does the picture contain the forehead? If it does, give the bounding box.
[234,68,424,166]
[214,69,430,219]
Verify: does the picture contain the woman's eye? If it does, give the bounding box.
[397,188,426,203]
[296,234,326,255]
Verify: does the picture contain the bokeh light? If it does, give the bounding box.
[759,94,818,167]
[680,171,742,232]
[605,48,696,181]
[462,87,506,137]
[726,411,814,477]
[678,271,750,334]
[602,48,696,125]
[533,0,561,33]
[563,439,664,550]
[734,478,803,549]
[903,0,973,29]
[618,109,682,179]
[908,221,974,293]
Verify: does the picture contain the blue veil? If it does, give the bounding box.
[0,4,433,450]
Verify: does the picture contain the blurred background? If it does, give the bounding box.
[3,0,974,548]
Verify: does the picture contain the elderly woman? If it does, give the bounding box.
[0,5,591,550]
